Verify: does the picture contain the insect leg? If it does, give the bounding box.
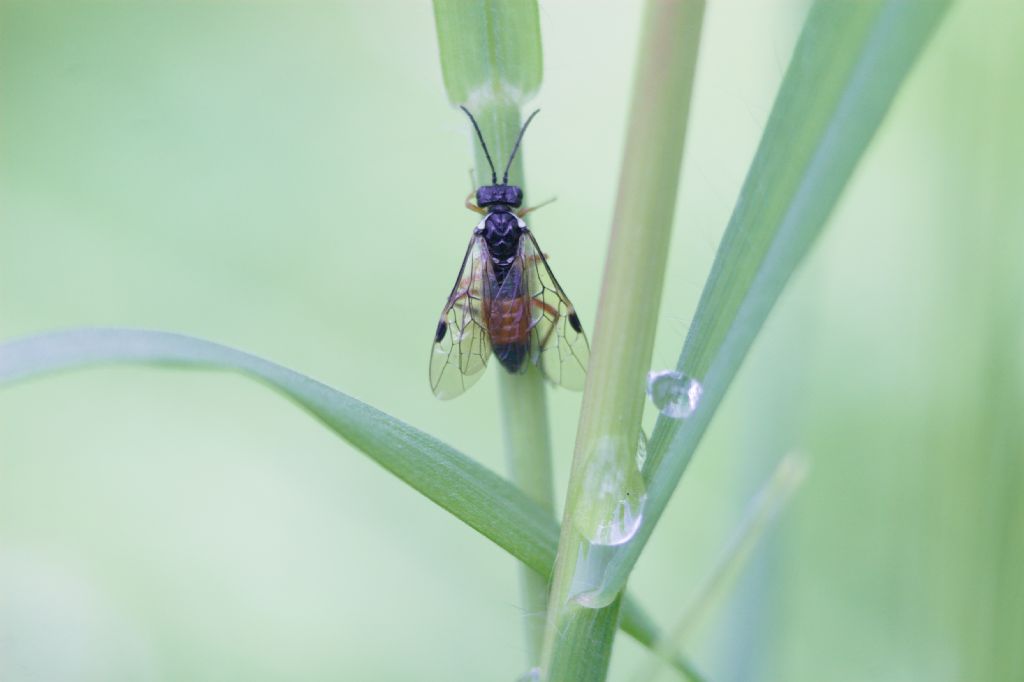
[530,297,561,346]
[517,196,557,218]
[465,190,486,215]
[464,169,486,214]
[447,285,471,308]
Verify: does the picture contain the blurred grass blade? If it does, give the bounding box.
[0,327,698,678]
[433,0,541,106]
[635,452,808,682]
[583,0,951,605]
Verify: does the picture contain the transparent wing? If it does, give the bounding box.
[522,230,589,390]
[429,235,492,399]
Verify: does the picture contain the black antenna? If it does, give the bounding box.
[503,109,540,185]
[459,106,497,185]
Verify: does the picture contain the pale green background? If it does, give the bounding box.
[1,2,1020,681]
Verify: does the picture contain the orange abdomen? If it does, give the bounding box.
[487,295,531,345]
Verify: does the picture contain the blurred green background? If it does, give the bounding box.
[1,2,1020,680]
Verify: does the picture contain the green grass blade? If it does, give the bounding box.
[433,0,541,107]
[0,327,558,563]
[591,0,952,602]
[0,327,699,678]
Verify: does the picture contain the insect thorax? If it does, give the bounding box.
[480,210,524,275]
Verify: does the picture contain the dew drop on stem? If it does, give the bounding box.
[646,369,703,419]
[573,436,648,547]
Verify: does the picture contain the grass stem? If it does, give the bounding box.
[538,1,705,678]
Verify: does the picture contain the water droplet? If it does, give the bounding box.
[635,430,648,472]
[567,541,620,609]
[573,436,647,547]
[646,370,703,419]
[516,667,541,682]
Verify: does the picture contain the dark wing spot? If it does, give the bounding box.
[568,312,583,334]
[434,320,448,343]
